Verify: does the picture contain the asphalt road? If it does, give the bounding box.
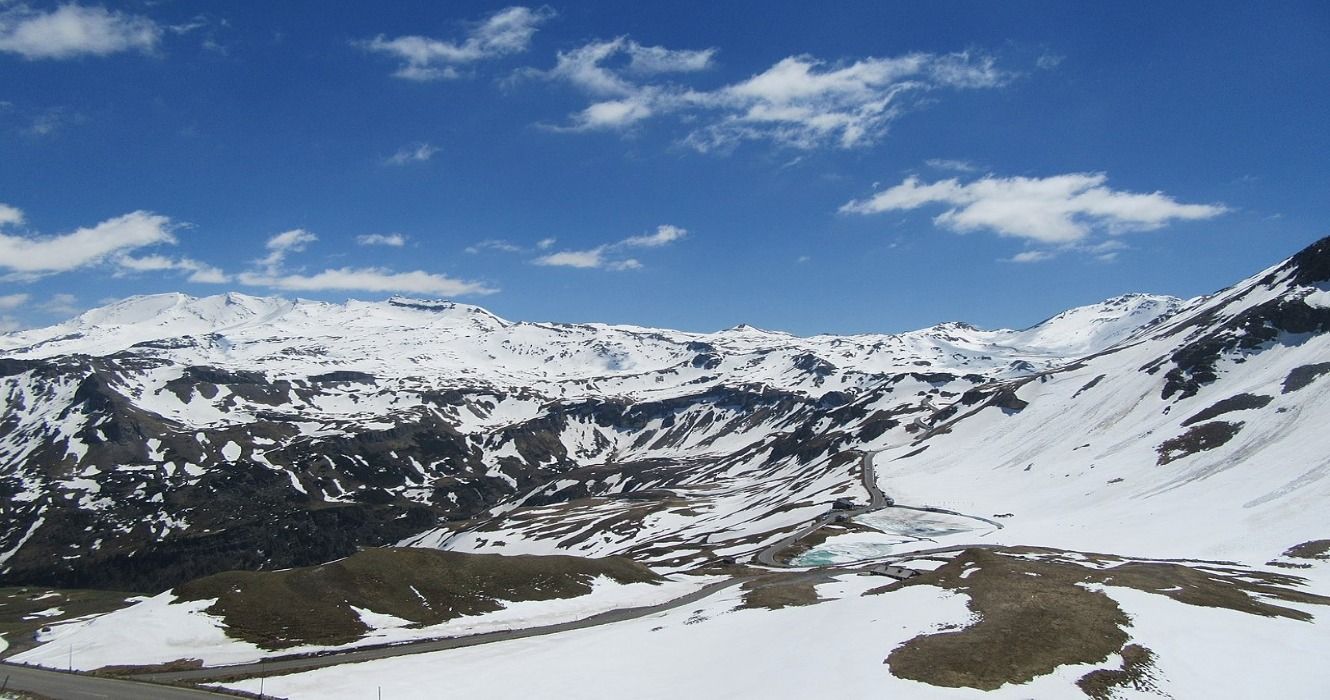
[754,449,887,567]
[0,663,236,699]
[139,575,746,684]
[15,446,998,697]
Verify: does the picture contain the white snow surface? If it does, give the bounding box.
[9,575,717,671]
[219,565,1330,700]
[0,292,1182,402]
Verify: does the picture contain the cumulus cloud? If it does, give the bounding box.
[359,5,554,81]
[0,3,161,59]
[533,225,685,270]
[238,267,496,296]
[841,172,1227,245]
[356,233,408,247]
[0,206,176,277]
[384,143,438,165]
[535,43,1007,151]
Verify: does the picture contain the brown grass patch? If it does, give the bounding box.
[1077,644,1161,699]
[1283,540,1330,560]
[175,547,659,649]
[737,574,827,610]
[885,549,1130,691]
[883,547,1329,691]
[0,587,137,659]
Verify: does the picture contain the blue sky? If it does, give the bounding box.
[1,1,1327,335]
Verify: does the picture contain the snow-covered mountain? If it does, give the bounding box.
[1,237,1326,594]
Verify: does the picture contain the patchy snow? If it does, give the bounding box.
[12,574,719,671]
[10,592,259,671]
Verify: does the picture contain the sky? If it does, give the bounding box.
[1,1,1328,335]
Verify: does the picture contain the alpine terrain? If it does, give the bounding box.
[3,237,1330,698]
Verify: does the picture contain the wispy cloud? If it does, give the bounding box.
[621,224,687,248]
[1036,53,1064,70]
[0,205,176,278]
[1004,249,1056,263]
[466,239,525,254]
[924,158,979,173]
[841,173,1227,249]
[359,6,554,81]
[238,229,494,296]
[533,43,1008,151]
[115,253,229,283]
[0,3,162,59]
[256,228,317,273]
[356,233,408,247]
[237,267,496,297]
[533,224,686,270]
[0,292,29,310]
[38,293,79,316]
[384,143,438,166]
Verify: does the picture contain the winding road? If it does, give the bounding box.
[5,445,1002,698]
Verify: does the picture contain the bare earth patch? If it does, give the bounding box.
[1077,644,1162,699]
[174,548,659,649]
[880,547,1329,693]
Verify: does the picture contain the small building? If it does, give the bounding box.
[831,497,860,511]
[868,564,920,580]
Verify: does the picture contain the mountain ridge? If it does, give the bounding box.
[0,237,1326,592]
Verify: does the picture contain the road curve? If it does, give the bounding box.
[0,662,236,699]
[22,447,997,695]
[754,449,887,567]
[140,576,746,683]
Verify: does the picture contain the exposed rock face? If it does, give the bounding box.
[1,236,1328,591]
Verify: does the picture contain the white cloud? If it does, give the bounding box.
[356,233,408,247]
[240,228,494,296]
[39,293,78,316]
[1004,250,1056,263]
[533,225,686,270]
[0,316,19,332]
[115,254,229,283]
[0,4,161,59]
[536,237,556,250]
[0,207,176,276]
[925,158,979,173]
[1036,53,1065,70]
[537,45,1007,150]
[841,172,1227,244]
[533,248,610,269]
[359,6,554,81]
[0,203,22,227]
[465,239,524,254]
[384,143,438,166]
[621,224,687,248]
[537,38,714,97]
[257,228,317,272]
[238,267,496,297]
[0,292,29,310]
